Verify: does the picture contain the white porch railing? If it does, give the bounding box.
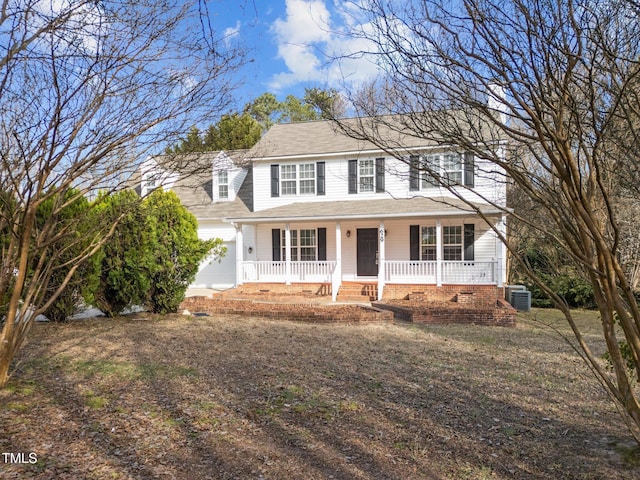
[385,261,438,283]
[441,261,497,284]
[242,261,337,283]
[241,260,496,285]
[385,261,497,285]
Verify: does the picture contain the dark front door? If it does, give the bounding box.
[357,228,378,276]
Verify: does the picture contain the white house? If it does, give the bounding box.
[227,118,508,302]
[139,117,509,302]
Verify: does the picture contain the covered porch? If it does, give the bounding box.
[227,197,507,302]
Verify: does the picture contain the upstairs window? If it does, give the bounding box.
[144,172,158,190]
[299,164,316,194]
[359,159,374,192]
[281,165,297,195]
[218,170,228,199]
[349,158,385,194]
[271,163,323,197]
[411,151,474,190]
[442,154,463,185]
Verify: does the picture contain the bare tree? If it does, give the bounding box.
[0,0,246,386]
[329,0,640,442]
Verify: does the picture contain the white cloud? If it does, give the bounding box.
[268,0,382,92]
[223,20,241,45]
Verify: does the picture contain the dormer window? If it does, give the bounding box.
[218,169,229,199]
[144,173,158,189]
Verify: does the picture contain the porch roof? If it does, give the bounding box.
[226,196,503,224]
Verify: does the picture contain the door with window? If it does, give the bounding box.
[357,228,378,276]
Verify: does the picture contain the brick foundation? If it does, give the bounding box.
[187,283,514,327]
[180,296,393,324]
[373,298,516,327]
[381,284,505,303]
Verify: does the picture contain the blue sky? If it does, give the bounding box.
[209,0,381,109]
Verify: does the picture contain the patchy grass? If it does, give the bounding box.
[0,309,637,479]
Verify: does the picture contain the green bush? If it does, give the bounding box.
[142,190,223,314]
[35,189,102,322]
[92,189,223,316]
[93,190,154,317]
[525,273,596,309]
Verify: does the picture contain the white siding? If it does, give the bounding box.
[252,152,507,213]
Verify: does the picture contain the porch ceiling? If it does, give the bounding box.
[226,196,504,224]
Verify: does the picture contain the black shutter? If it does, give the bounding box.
[272,229,281,261]
[376,157,385,192]
[317,162,325,196]
[410,156,419,191]
[348,159,357,194]
[271,164,279,197]
[410,225,420,260]
[317,228,327,261]
[464,151,474,187]
[464,224,475,261]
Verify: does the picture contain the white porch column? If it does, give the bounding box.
[436,220,442,287]
[378,221,386,300]
[333,222,342,302]
[285,223,291,285]
[496,214,507,287]
[234,223,243,287]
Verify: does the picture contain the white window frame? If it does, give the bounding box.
[421,152,464,188]
[281,165,297,196]
[359,159,374,192]
[442,153,463,185]
[217,169,229,199]
[421,226,437,261]
[281,229,317,262]
[443,225,463,261]
[299,229,317,261]
[299,164,316,195]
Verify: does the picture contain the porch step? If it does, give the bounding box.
[336,282,378,302]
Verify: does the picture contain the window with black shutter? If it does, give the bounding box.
[410,156,419,191]
[348,159,357,194]
[464,151,475,187]
[464,223,475,261]
[270,165,279,197]
[317,228,327,261]
[272,229,281,261]
[317,162,325,195]
[410,225,420,260]
[376,158,385,192]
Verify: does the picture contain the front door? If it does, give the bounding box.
[357,228,378,276]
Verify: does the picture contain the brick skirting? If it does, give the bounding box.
[373,299,516,327]
[180,297,393,324]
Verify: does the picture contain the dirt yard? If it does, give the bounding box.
[1,309,638,479]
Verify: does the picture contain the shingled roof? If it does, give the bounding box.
[226,196,501,223]
[248,113,499,160]
[171,165,253,221]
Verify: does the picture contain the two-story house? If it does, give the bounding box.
[139,117,508,303]
[225,118,508,302]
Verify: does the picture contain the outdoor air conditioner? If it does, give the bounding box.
[511,290,531,312]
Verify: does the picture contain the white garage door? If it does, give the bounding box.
[191,241,236,288]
